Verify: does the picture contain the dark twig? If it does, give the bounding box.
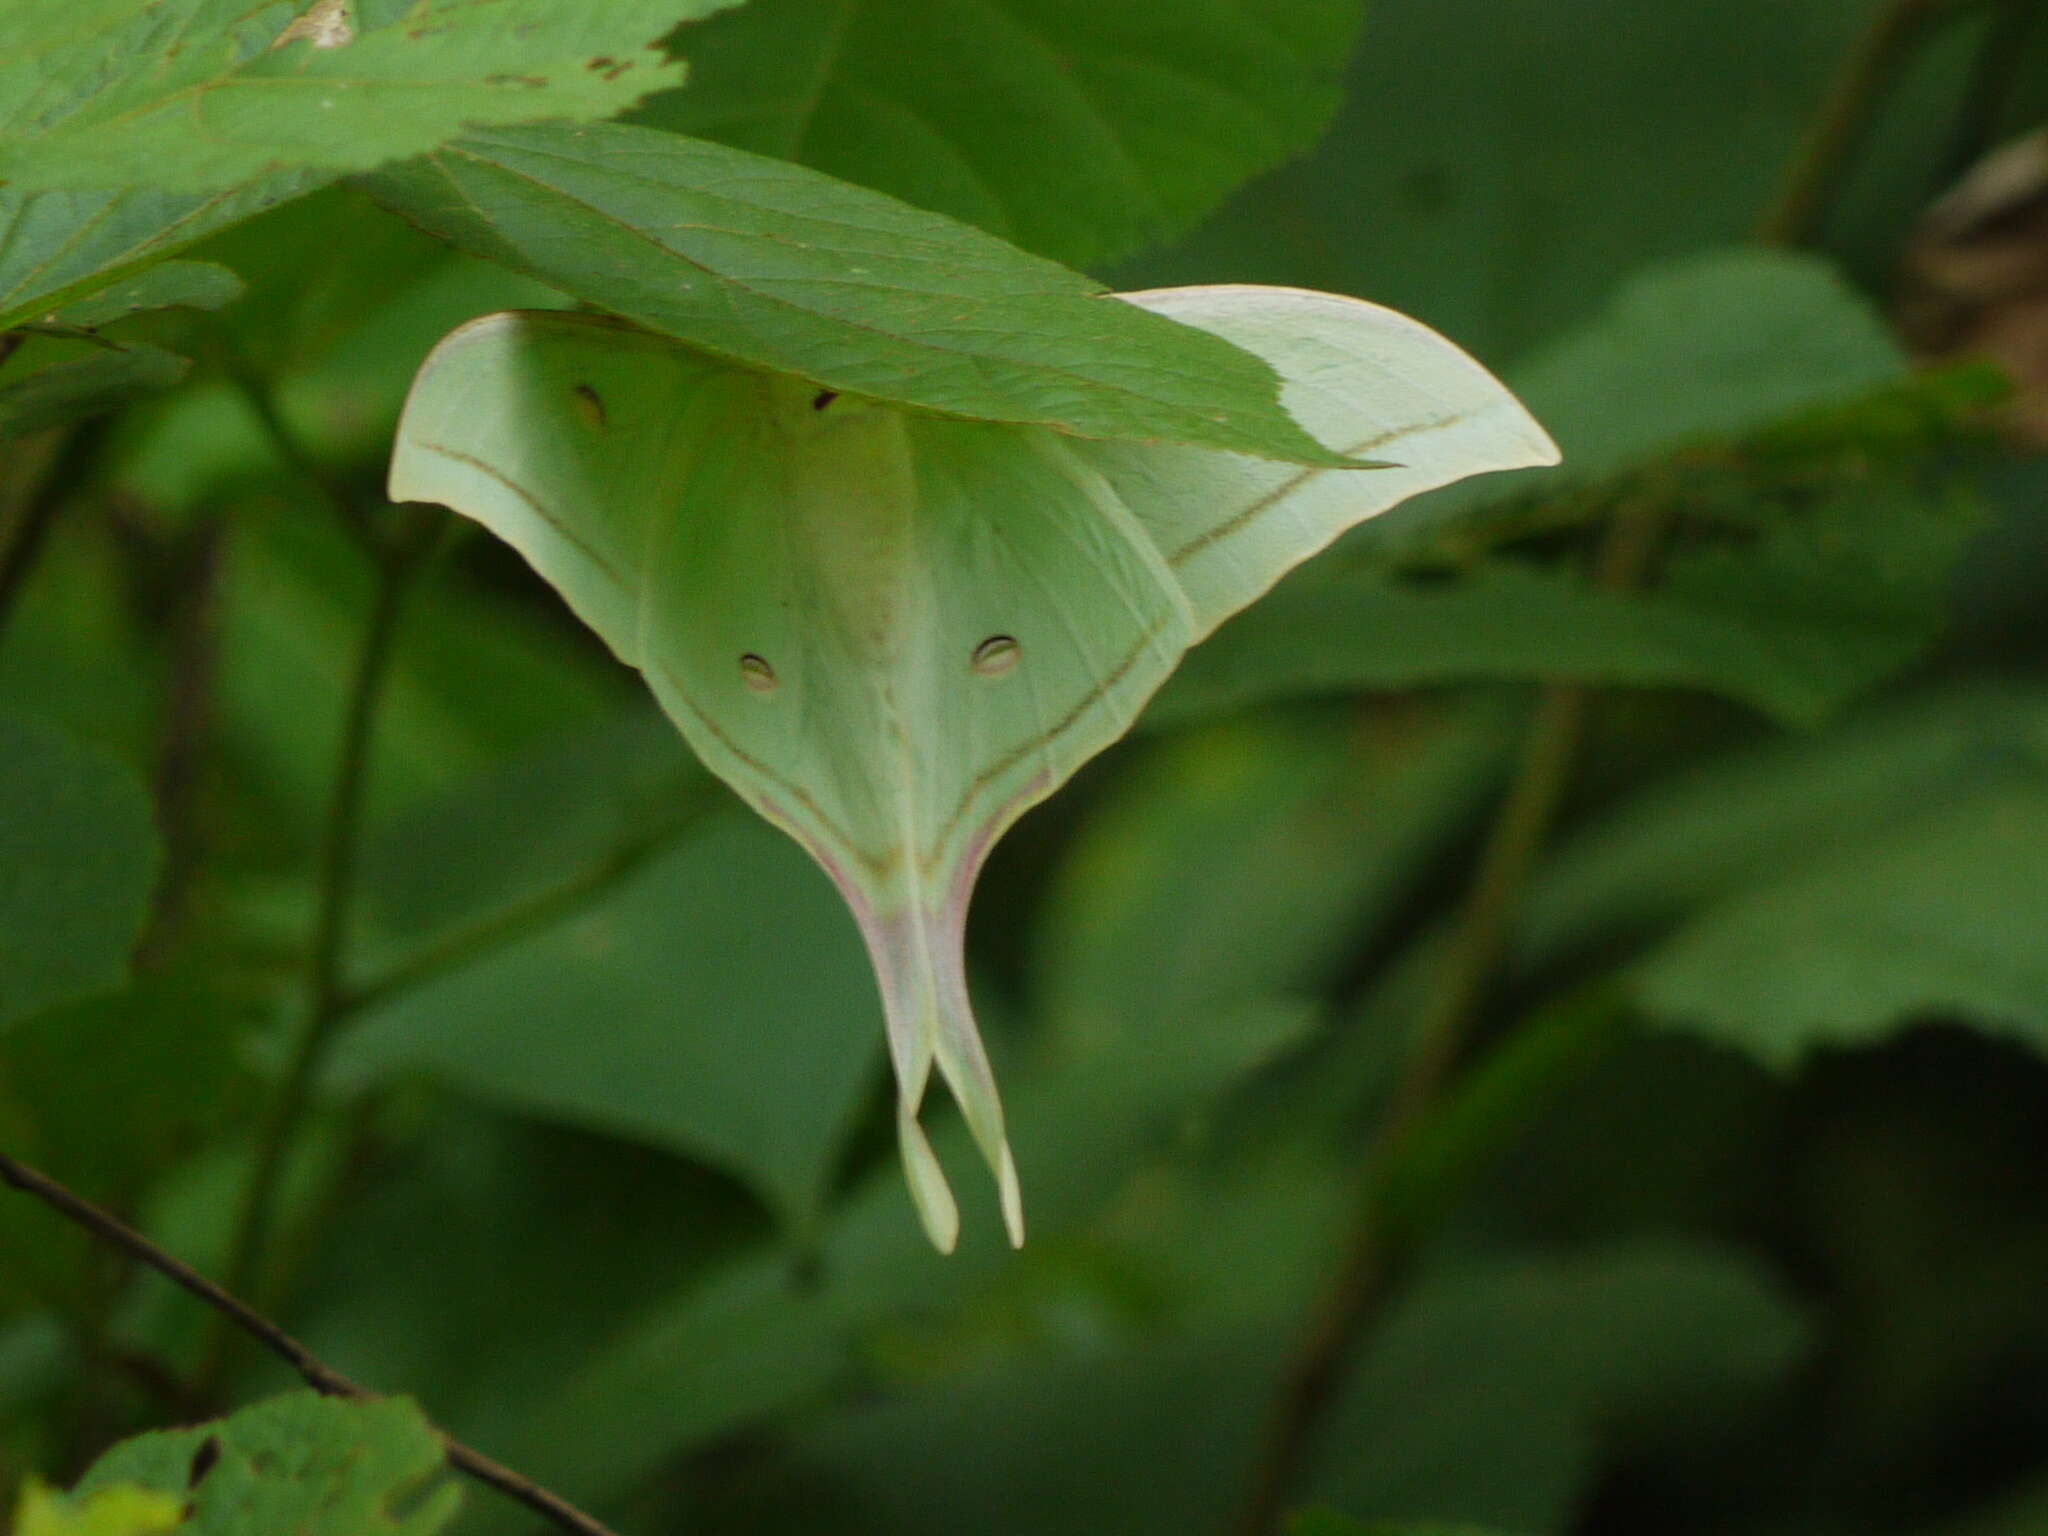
[1233,507,1667,1536]
[217,515,440,1329]
[138,515,227,967]
[1238,0,1974,1521]
[0,422,104,646]
[1756,0,1975,246]
[0,1150,621,1536]
[218,341,384,559]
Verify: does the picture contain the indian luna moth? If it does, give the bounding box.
[388,284,1559,1253]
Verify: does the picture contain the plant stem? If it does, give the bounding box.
[0,1150,622,1536]
[340,801,716,1020]
[138,515,227,967]
[216,518,435,1337]
[1233,507,1665,1536]
[1755,0,1974,246]
[220,345,377,553]
[1238,0,1977,1518]
[0,422,103,647]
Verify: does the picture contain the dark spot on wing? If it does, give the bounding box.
[740,654,778,693]
[812,390,838,411]
[971,635,1020,677]
[572,383,606,430]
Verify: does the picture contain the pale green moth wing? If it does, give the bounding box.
[388,288,1557,1253]
[1078,286,1562,638]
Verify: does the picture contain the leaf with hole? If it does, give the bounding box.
[71,1391,459,1536]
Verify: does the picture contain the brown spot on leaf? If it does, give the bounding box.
[274,0,353,50]
[188,1436,222,1489]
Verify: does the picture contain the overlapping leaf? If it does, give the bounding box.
[364,124,1346,461]
[0,259,245,439]
[0,179,307,332]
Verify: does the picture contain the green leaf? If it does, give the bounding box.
[74,1391,460,1536]
[213,507,626,843]
[473,712,1519,1506]
[0,249,239,444]
[1156,478,1977,728]
[1291,1515,1519,1536]
[1037,707,1515,1034]
[0,979,257,1311]
[0,714,159,1030]
[92,190,566,521]
[1637,783,2048,1067]
[276,1108,764,1446]
[340,811,885,1233]
[1512,249,1906,484]
[360,707,701,948]
[0,0,718,194]
[638,0,1363,267]
[14,1481,184,1536]
[363,124,1347,462]
[1373,249,1909,547]
[1512,684,2048,972]
[0,0,731,341]
[786,1242,1802,1536]
[0,980,257,1193]
[1303,1242,1807,1528]
[0,338,189,440]
[0,179,312,333]
[37,259,243,328]
[1121,1,1874,362]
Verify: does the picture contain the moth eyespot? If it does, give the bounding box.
[572,383,606,430]
[812,390,838,411]
[739,654,778,693]
[971,635,1020,678]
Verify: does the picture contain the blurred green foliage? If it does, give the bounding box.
[4,0,2048,1534]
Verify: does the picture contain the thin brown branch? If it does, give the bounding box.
[1240,0,1982,1520]
[0,422,105,646]
[1756,0,1975,246]
[1233,504,1668,1536]
[217,514,441,1338]
[218,340,379,557]
[138,515,227,967]
[0,1149,621,1536]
